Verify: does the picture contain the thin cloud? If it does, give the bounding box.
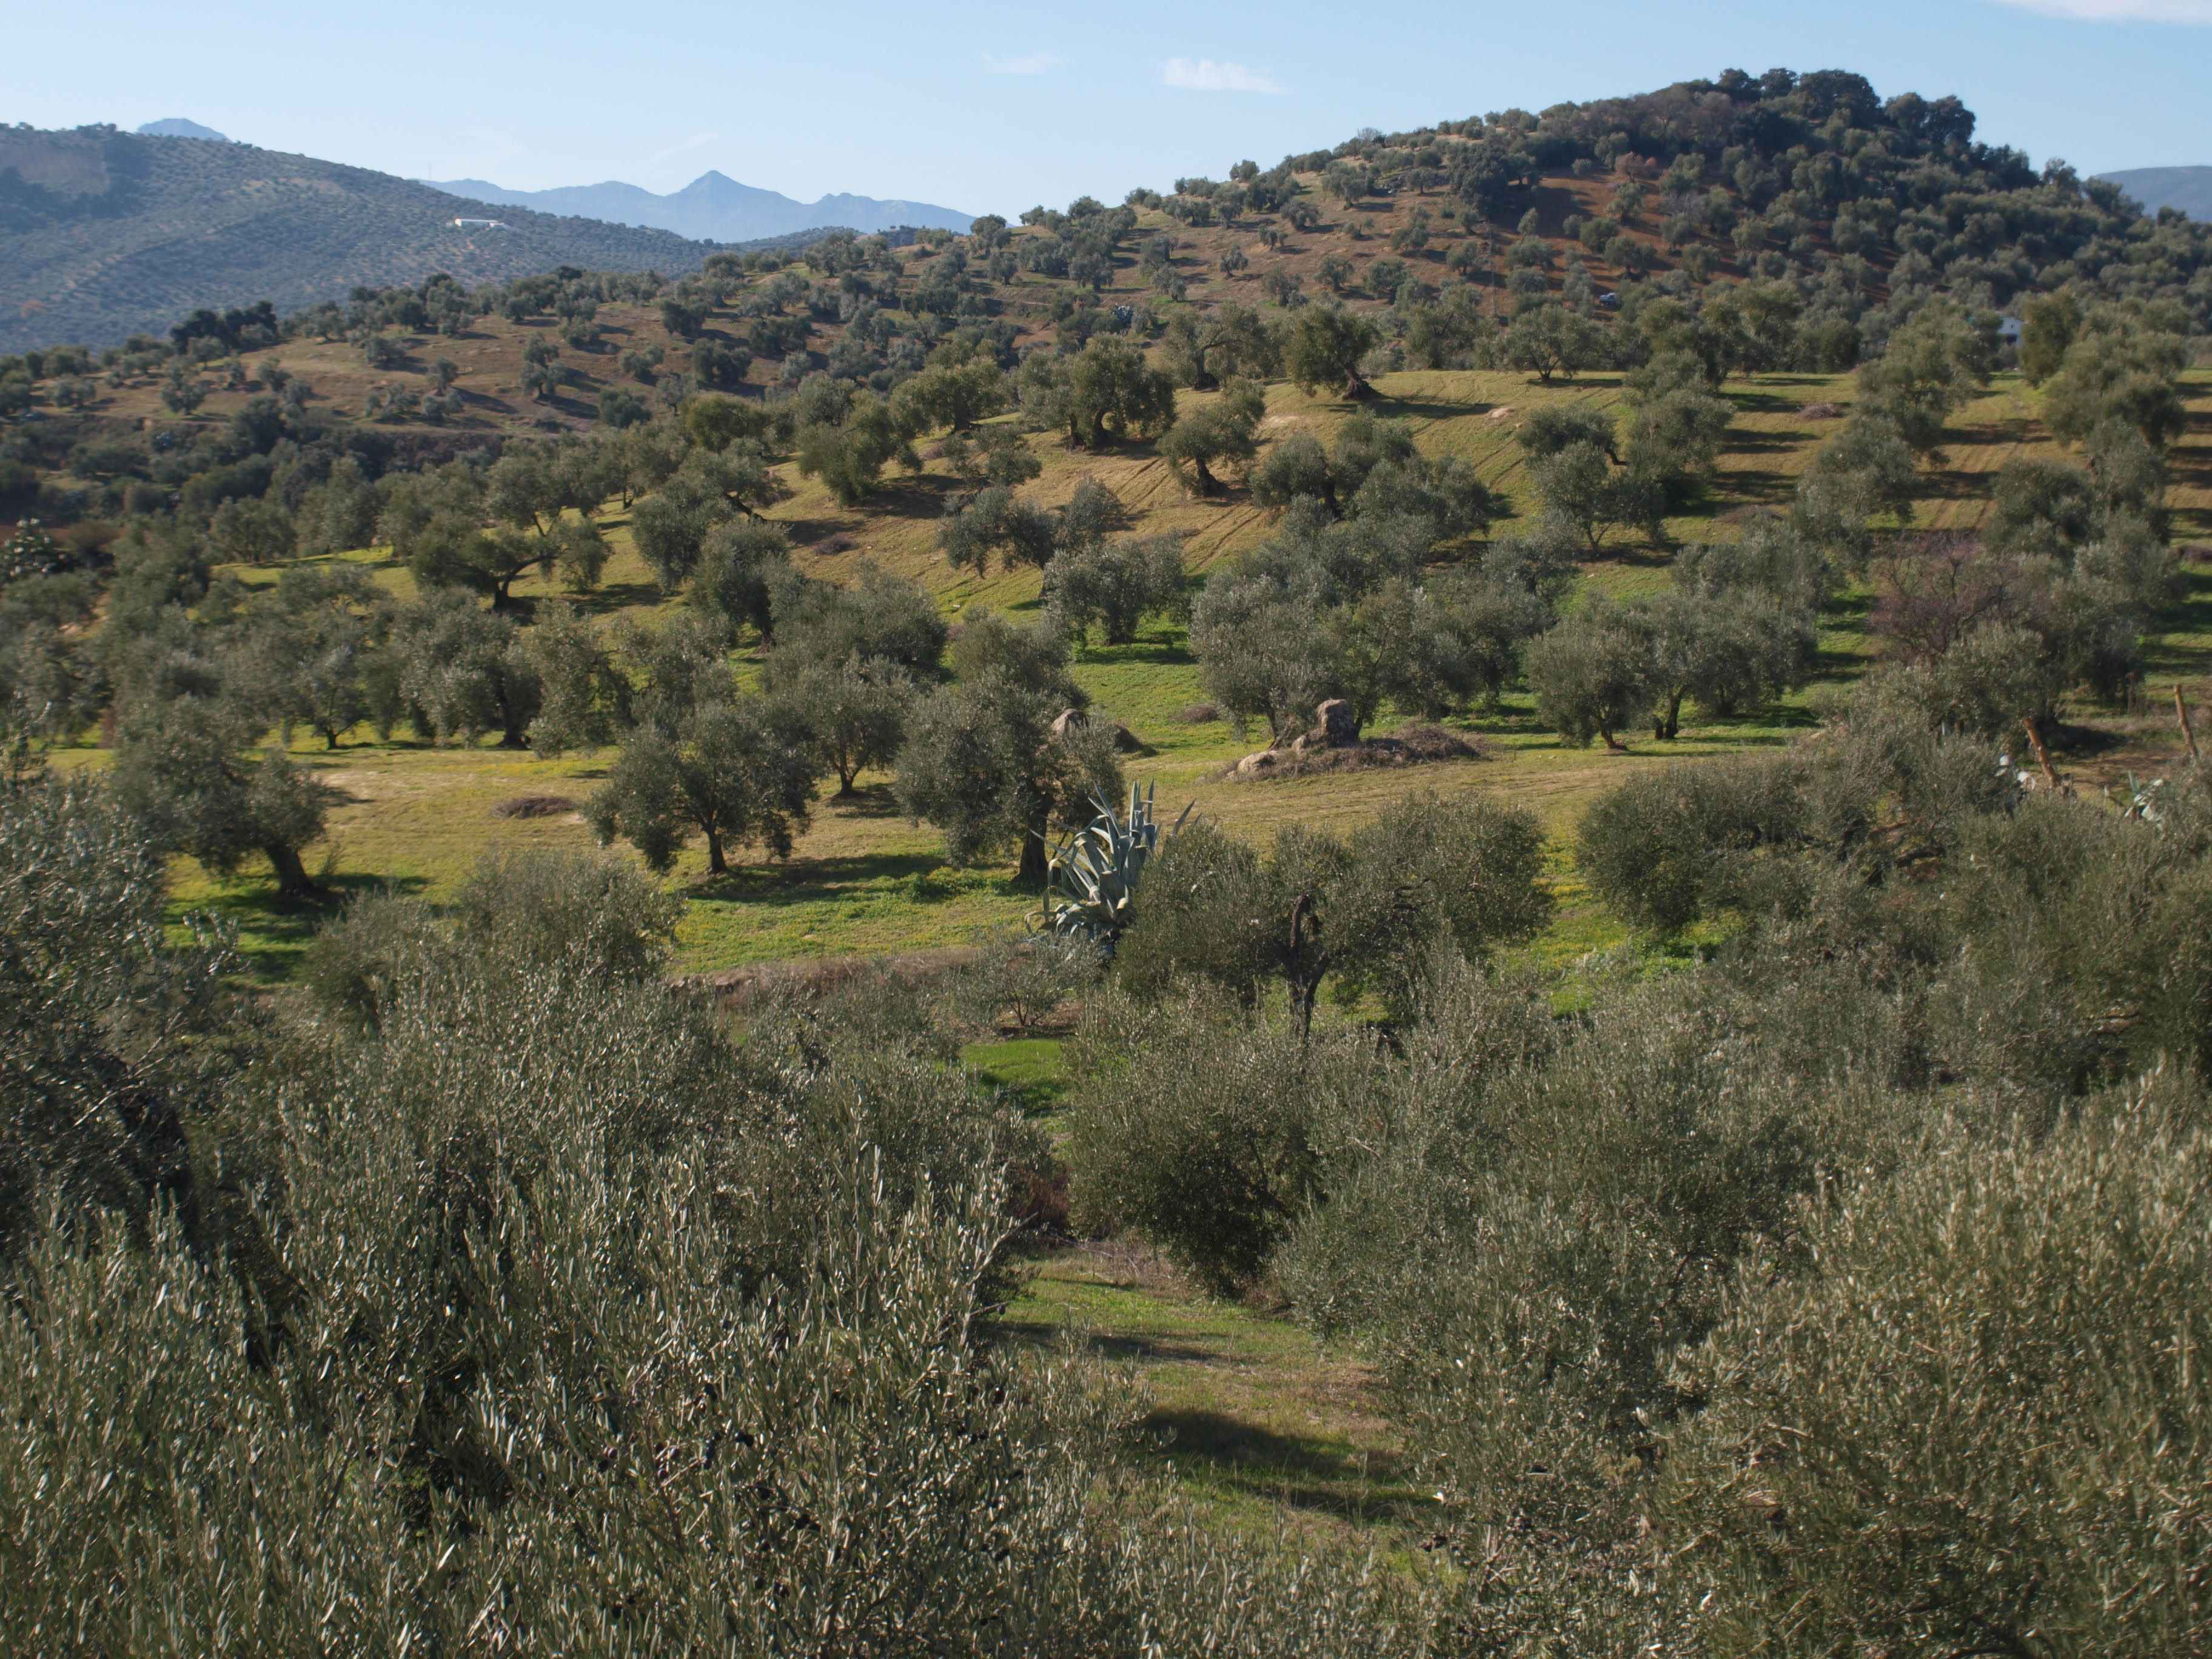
[1988,0,2212,18]
[983,50,1064,75]
[645,132,718,166]
[1160,57,1285,94]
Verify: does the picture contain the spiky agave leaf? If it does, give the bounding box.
[1037,782,1188,947]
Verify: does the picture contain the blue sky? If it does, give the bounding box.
[12,0,2211,214]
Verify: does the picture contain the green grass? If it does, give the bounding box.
[961,1036,1069,1121]
[1003,1244,1429,1547]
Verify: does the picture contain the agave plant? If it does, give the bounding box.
[1039,783,1188,947]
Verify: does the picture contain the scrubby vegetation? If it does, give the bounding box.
[6,63,2212,1652]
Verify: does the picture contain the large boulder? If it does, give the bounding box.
[1307,699,1359,748]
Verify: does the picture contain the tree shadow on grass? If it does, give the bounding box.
[823,781,903,818]
[181,871,431,977]
[1141,1409,1419,1523]
[1372,394,1494,423]
[565,576,666,618]
[688,851,1020,910]
[1078,637,1197,668]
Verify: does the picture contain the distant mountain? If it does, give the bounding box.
[0,125,747,352]
[2095,167,2212,220]
[136,118,227,141]
[424,170,973,243]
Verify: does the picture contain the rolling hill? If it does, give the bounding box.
[0,125,741,353]
[2099,166,2212,221]
[424,170,974,241]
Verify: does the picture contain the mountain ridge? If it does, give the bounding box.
[2097,166,2212,221]
[422,169,973,243]
[0,126,797,352]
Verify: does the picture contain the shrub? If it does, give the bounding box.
[1065,995,1374,1293]
[1667,1089,2212,1657]
[1578,754,1808,935]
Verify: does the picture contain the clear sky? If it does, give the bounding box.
[10,0,2211,215]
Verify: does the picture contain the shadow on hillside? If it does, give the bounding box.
[566,577,663,617]
[2170,406,2212,495]
[870,477,965,520]
[1372,394,1490,421]
[1077,637,1196,668]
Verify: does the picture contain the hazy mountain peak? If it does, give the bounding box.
[421,170,972,243]
[2096,167,2212,221]
[136,118,227,141]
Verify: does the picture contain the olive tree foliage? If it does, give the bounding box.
[229,561,383,749]
[1854,298,1997,455]
[2041,312,2191,451]
[794,386,919,505]
[2,774,1450,1654]
[1500,299,1606,383]
[1076,799,1554,1288]
[586,680,822,874]
[376,586,541,748]
[1108,791,1550,1039]
[0,566,105,739]
[1666,1096,2212,1659]
[688,517,794,642]
[886,349,1010,435]
[1515,403,1664,551]
[0,759,241,1258]
[938,477,1125,575]
[1156,379,1265,495]
[1282,304,1382,399]
[1791,409,1920,568]
[1524,597,1655,749]
[629,444,776,589]
[759,565,943,796]
[1157,301,1283,390]
[109,694,334,897]
[1178,731,2212,1652]
[1195,414,1520,737]
[1251,409,1500,540]
[768,561,948,679]
[895,612,1123,885]
[1017,337,1178,449]
[520,600,631,756]
[1633,566,1819,740]
[1043,534,1188,646]
[1512,363,1731,557]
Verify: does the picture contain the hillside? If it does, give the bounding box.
[425,169,974,241]
[11,67,2212,1652]
[0,125,739,352]
[2100,164,2212,221]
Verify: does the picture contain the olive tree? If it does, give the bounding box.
[894,612,1121,884]
[1284,306,1382,400]
[586,692,823,874]
[1525,600,1655,748]
[1156,380,1265,494]
[109,696,333,897]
